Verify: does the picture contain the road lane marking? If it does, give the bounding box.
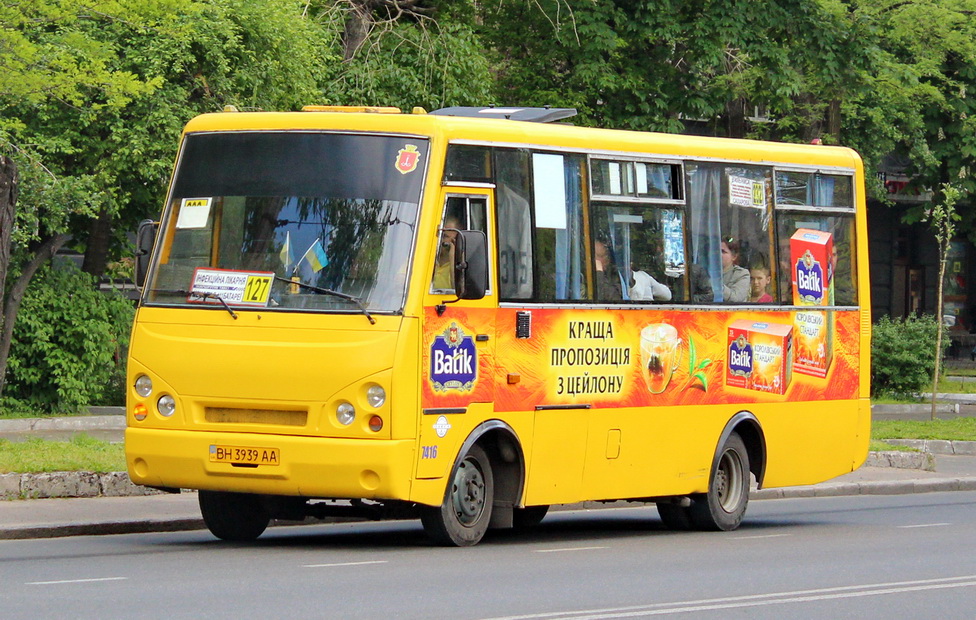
[477,575,976,619]
[733,534,792,540]
[897,523,951,529]
[26,577,127,586]
[303,560,388,568]
[534,546,607,554]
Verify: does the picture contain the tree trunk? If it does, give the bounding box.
[932,255,946,421]
[82,205,113,276]
[0,156,17,301]
[827,98,842,144]
[724,98,748,139]
[343,1,372,61]
[0,233,71,396]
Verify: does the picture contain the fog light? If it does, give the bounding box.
[366,385,386,408]
[157,394,176,417]
[368,415,383,432]
[336,402,355,426]
[133,403,148,421]
[134,374,153,397]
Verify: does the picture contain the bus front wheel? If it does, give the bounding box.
[420,444,494,546]
[689,432,750,531]
[199,490,270,541]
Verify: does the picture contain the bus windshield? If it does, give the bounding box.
[144,131,427,314]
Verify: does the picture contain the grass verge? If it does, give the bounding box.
[937,378,976,394]
[872,417,976,442]
[869,439,916,452]
[0,435,125,474]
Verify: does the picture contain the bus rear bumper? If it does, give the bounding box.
[125,427,415,501]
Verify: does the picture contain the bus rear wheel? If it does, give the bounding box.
[689,432,750,531]
[420,444,494,546]
[199,490,271,541]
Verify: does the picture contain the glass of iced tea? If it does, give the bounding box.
[640,323,681,394]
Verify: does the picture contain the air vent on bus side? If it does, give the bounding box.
[431,106,577,123]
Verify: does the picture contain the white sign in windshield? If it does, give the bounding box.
[189,268,273,307]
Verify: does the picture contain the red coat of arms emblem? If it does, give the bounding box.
[395,144,421,174]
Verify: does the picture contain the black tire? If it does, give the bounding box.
[420,444,494,546]
[689,432,750,531]
[198,490,270,541]
[656,502,693,530]
[513,505,549,529]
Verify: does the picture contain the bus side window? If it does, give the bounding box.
[590,204,681,303]
[431,198,467,292]
[533,153,587,301]
[495,149,533,300]
[775,213,857,305]
[774,171,857,306]
[432,196,488,294]
[686,163,774,304]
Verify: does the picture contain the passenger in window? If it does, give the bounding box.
[594,239,622,301]
[749,264,773,303]
[432,215,460,290]
[687,264,713,303]
[629,270,672,301]
[628,236,672,302]
[721,238,750,303]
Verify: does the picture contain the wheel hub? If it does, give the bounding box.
[452,459,486,525]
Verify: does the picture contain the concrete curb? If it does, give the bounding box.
[1,472,161,500]
[871,403,963,415]
[883,439,976,456]
[0,415,124,433]
[865,450,936,470]
[0,518,206,540]
[754,477,976,500]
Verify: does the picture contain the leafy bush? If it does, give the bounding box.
[871,314,946,397]
[5,264,134,413]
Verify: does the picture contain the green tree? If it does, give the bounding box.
[4,265,134,412]
[0,0,162,396]
[314,0,492,110]
[476,0,975,220]
[928,184,961,419]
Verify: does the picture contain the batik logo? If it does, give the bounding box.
[430,322,477,392]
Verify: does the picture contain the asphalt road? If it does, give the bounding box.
[2,492,975,619]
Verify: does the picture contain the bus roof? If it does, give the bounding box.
[181,107,862,171]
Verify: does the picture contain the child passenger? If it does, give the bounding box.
[749,265,773,303]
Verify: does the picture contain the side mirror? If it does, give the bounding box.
[454,230,488,300]
[135,219,158,288]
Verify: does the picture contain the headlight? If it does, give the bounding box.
[157,394,176,417]
[134,375,153,397]
[336,402,355,426]
[366,385,386,408]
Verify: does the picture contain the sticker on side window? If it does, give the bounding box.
[176,197,213,229]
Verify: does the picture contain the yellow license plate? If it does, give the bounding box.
[209,445,280,466]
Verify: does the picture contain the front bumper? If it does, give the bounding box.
[126,427,415,500]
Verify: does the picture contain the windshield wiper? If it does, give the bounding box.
[148,288,238,319]
[193,292,238,319]
[274,276,376,325]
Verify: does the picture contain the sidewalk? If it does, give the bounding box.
[3,415,976,540]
